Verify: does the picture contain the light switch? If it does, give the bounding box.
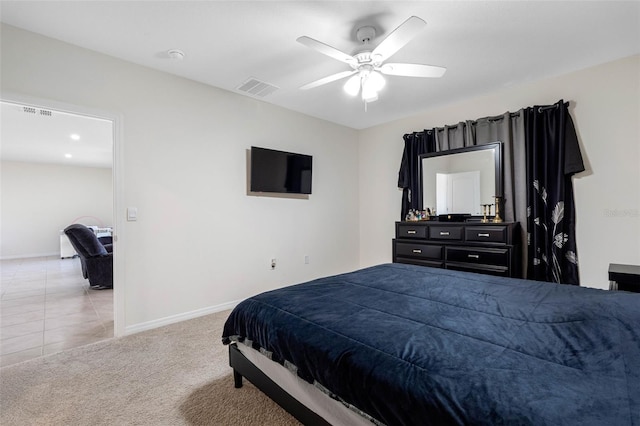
[127,207,138,221]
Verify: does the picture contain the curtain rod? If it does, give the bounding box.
[538,104,558,112]
[537,101,569,112]
[408,101,570,136]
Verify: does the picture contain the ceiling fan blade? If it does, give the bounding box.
[297,36,357,66]
[372,16,427,62]
[300,70,357,90]
[379,63,446,78]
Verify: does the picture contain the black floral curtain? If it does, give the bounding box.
[398,131,435,220]
[524,100,584,285]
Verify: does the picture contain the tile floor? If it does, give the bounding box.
[1,256,113,367]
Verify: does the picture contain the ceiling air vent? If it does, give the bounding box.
[236,77,279,98]
[21,106,52,117]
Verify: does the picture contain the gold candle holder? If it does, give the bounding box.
[493,196,503,223]
[481,204,490,223]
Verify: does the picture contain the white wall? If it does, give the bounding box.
[359,55,640,289]
[0,24,360,332]
[0,161,113,259]
[3,23,637,336]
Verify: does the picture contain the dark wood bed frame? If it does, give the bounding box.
[229,343,332,425]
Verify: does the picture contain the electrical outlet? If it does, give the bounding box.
[304,255,310,264]
[270,258,276,270]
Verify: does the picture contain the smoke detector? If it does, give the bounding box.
[167,49,185,60]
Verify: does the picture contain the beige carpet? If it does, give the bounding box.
[0,310,300,425]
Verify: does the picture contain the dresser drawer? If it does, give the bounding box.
[395,257,444,269]
[429,226,463,240]
[395,242,443,260]
[446,247,510,267]
[397,224,427,239]
[446,264,510,277]
[465,226,508,243]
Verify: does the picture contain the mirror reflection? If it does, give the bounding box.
[421,143,501,216]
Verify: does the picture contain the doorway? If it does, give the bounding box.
[436,170,482,215]
[0,98,119,366]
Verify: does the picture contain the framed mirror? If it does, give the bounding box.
[420,142,502,216]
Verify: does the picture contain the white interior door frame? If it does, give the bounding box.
[1,91,126,337]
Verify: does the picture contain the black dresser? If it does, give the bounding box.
[393,221,520,277]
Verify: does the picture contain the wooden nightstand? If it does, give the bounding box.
[608,263,640,293]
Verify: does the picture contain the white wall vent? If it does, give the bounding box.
[236,77,279,98]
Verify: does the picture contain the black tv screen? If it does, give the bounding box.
[250,146,312,194]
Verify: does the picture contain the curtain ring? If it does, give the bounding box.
[538,104,559,113]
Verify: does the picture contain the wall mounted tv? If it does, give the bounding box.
[250,146,313,194]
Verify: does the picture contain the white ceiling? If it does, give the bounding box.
[1,101,114,168]
[1,1,639,167]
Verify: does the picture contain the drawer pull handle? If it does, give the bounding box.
[478,233,490,237]
[440,232,450,236]
[412,249,422,254]
[468,254,480,259]
[407,230,417,234]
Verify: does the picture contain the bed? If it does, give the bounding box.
[221,263,640,425]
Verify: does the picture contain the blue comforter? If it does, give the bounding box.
[222,263,640,425]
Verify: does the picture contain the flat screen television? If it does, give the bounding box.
[250,146,312,194]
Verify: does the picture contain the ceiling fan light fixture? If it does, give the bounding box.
[359,70,385,102]
[343,74,361,96]
[364,71,386,93]
[361,83,379,103]
[362,91,379,103]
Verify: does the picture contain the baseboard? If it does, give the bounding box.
[124,300,240,336]
[0,252,60,261]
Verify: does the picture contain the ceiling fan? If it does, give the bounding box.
[297,16,446,104]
